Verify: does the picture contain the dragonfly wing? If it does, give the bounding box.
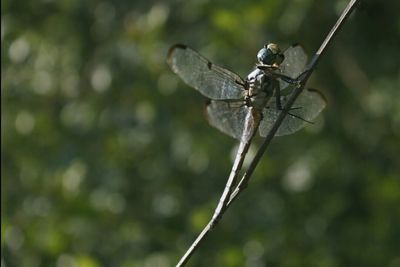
[279,44,308,90]
[167,44,246,100]
[206,100,251,141]
[259,89,326,136]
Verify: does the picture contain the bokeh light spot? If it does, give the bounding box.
[282,158,314,193]
[243,239,264,261]
[91,65,112,93]
[56,254,77,267]
[15,110,35,135]
[90,188,126,214]
[9,37,30,63]
[153,193,179,217]
[147,4,169,30]
[5,226,25,251]
[135,101,156,124]
[62,160,87,195]
[31,70,54,95]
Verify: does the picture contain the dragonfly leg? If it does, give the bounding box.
[272,73,300,85]
[235,79,249,90]
[256,64,279,72]
[257,64,299,85]
[273,94,313,124]
[287,111,314,124]
[236,101,247,108]
[276,68,313,84]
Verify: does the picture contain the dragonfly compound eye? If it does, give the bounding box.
[257,43,284,66]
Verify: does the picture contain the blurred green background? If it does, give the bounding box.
[2,0,400,266]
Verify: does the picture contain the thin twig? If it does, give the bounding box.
[177,113,260,267]
[176,1,360,266]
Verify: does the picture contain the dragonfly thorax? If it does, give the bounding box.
[245,68,274,109]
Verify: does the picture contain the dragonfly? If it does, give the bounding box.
[167,43,326,224]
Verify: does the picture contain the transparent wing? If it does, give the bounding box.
[259,89,326,137]
[167,44,246,100]
[279,44,308,90]
[206,100,251,141]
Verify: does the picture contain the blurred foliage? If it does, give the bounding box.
[2,0,400,266]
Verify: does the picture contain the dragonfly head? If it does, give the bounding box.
[257,43,284,67]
